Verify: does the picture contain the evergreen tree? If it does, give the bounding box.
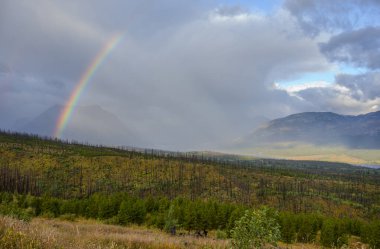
[279,213,295,243]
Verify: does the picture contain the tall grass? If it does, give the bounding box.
[0,216,228,249]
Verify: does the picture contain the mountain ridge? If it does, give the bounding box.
[17,104,142,146]
[240,110,380,149]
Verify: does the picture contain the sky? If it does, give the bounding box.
[0,0,380,150]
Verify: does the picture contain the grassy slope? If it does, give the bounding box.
[0,216,229,249]
[0,216,370,249]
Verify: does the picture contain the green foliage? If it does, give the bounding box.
[1,191,379,248]
[216,230,228,239]
[296,214,320,243]
[0,205,32,222]
[230,207,281,249]
[41,197,60,217]
[361,221,380,249]
[164,204,178,233]
[118,198,146,225]
[279,213,296,243]
[320,218,348,248]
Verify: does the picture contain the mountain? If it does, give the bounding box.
[19,105,142,146]
[239,111,380,149]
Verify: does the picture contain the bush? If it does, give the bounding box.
[279,213,295,243]
[164,204,178,234]
[216,230,228,239]
[118,198,146,225]
[0,205,32,222]
[362,221,380,249]
[296,215,318,243]
[320,219,348,248]
[230,207,281,249]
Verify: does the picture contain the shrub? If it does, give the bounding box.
[0,205,32,222]
[279,213,295,243]
[320,219,348,248]
[230,207,281,249]
[164,204,178,234]
[362,221,380,249]
[216,230,228,239]
[118,199,146,225]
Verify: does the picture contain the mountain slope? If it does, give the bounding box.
[241,111,380,149]
[19,105,142,146]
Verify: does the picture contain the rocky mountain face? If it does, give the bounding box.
[241,111,380,149]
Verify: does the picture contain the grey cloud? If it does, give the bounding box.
[336,72,380,101]
[285,0,380,36]
[0,63,11,74]
[54,0,213,38]
[79,9,327,149]
[320,27,380,69]
[293,72,380,115]
[0,1,348,150]
[213,5,249,17]
[0,0,105,79]
[296,87,379,115]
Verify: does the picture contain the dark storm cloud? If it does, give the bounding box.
[336,72,380,101]
[320,27,380,70]
[282,0,380,116]
[285,0,380,36]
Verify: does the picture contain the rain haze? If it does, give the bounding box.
[1,0,380,150]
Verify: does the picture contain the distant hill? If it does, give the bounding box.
[239,111,380,149]
[19,105,142,146]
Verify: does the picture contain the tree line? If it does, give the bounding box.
[0,192,379,248]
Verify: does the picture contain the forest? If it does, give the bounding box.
[0,130,379,248]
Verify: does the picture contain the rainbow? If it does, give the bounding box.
[54,34,123,138]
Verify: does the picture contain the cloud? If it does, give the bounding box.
[287,72,380,115]
[209,5,264,23]
[78,6,329,149]
[281,0,380,116]
[335,72,380,101]
[320,27,380,70]
[275,81,331,93]
[1,0,378,149]
[284,0,380,36]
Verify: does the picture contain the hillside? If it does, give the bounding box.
[239,111,380,149]
[0,131,380,248]
[0,130,379,217]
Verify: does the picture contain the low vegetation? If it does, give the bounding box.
[0,216,229,249]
